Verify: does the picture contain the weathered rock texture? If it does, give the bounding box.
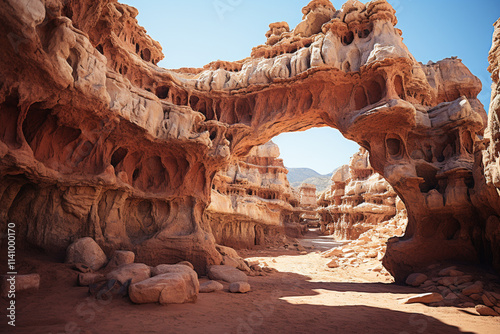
[206,141,299,249]
[0,0,497,282]
[473,18,500,273]
[318,148,399,239]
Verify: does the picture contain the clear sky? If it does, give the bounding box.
[121,0,499,174]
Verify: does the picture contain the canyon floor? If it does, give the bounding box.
[1,230,499,334]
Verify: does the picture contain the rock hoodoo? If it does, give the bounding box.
[317,148,401,239]
[0,0,497,282]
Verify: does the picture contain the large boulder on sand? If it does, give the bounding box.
[229,282,251,293]
[106,263,151,284]
[207,265,248,283]
[129,265,199,305]
[152,264,194,276]
[66,238,107,271]
[105,251,135,269]
[199,280,224,293]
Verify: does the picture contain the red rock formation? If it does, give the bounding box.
[318,148,400,240]
[0,0,226,273]
[471,18,500,272]
[0,0,497,282]
[206,141,299,248]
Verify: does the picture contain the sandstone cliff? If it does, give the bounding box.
[206,141,299,249]
[318,148,401,239]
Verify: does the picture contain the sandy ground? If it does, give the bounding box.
[1,231,500,334]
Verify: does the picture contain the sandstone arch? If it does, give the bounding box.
[0,0,496,282]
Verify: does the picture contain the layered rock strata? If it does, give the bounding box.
[206,141,299,249]
[318,148,400,239]
[0,0,497,281]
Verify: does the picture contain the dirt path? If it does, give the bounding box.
[296,228,345,251]
[1,240,499,334]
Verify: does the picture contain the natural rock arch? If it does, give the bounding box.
[0,0,496,282]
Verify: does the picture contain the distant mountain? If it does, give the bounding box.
[287,168,333,192]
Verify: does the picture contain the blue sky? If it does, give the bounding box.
[122,0,499,174]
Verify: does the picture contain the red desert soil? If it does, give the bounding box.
[1,231,499,334]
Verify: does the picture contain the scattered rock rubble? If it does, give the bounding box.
[321,214,500,317]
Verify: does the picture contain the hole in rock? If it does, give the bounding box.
[209,131,217,141]
[190,95,200,110]
[465,175,475,189]
[416,163,439,193]
[358,29,371,39]
[156,85,169,99]
[235,98,252,125]
[141,48,151,62]
[96,44,104,54]
[386,137,402,157]
[111,147,128,168]
[343,31,354,45]
[366,76,385,104]
[132,168,140,181]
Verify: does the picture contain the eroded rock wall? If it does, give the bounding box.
[0,0,229,273]
[318,148,400,240]
[206,141,298,249]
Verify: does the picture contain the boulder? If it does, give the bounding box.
[482,294,495,307]
[462,281,484,296]
[207,265,248,283]
[438,266,457,276]
[105,251,135,269]
[177,261,195,270]
[402,293,444,305]
[78,273,106,286]
[216,244,240,259]
[437,277,455,287]
[152,264,197,277]
[66,238,107,271]
[229,282,251,293]
[475,305,499,316]
[327,259,339,268]
[221,255,251,273]
[405,273,428,287]
[199,280,224,293]
[0,274,40,297]
[129,266,199,305]
[106,263,151,284]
